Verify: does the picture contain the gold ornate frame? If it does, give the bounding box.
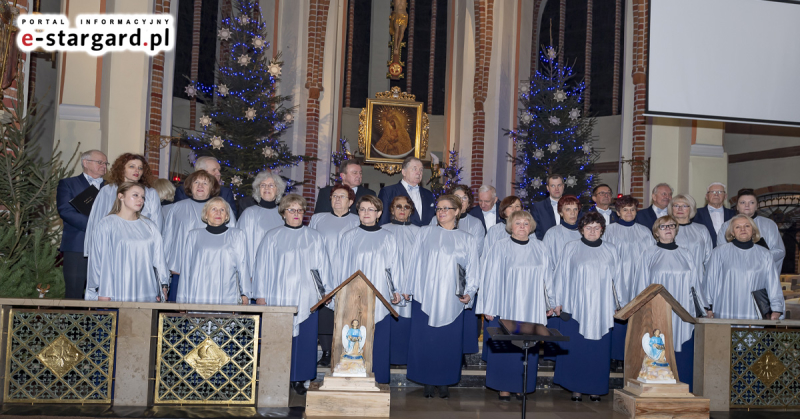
[359,87,429,175]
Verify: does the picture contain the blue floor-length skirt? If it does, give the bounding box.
[484,318,539,393]
[167,273,180,302]
[553,318,611,395]
[373,317,391,384]
[407,300,465,386]
[481,319,491,362]
[541,316,563,361]
[462,309,479,354]
[611,319,628,361]
[675,331,695,393]
[390,316,412,365]
[290,311,319,382]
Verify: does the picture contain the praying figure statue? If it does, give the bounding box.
[638,329,677,383]
[332,319,368,377]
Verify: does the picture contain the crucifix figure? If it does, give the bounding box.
[388,0,408,79]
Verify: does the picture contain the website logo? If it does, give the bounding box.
[16,14,174,56]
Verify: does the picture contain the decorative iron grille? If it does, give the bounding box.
[3,309,117,403]
[730,328,800,408]
[154,313,259,404]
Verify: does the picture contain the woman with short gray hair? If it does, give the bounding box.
[238,172,286,269]
[668,194,713,279]
[177,197,250,305]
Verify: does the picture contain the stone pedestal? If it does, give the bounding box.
[306,373,390,417]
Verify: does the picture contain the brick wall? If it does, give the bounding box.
[344,0,355,107]
[427,0,437,114]
[583,0,593,114]
[405,0,415,94]
[630,0,649,206]
[557,0,565,64]
[145,0,172,177]
[612,0,622,115]
[189,0,202,131]
[470,0,494,191]
[302,0,332,217]
[2,0,29,113]
[530,0,541,75]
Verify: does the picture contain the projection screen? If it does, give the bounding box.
[647,0,800,126]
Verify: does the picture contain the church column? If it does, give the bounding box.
[99,0,154,160]
[53,0,103,170]
[405,0,415,94]
[146,0,175,178]
[470,0,494,191]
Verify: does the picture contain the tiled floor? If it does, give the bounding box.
[2,388,797,419]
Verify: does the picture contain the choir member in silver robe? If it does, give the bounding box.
[336,196,403,384]
[237,172,285,269]
[716,189,785,274]
[603,195,654,362]
[435,185,484,355]
[540,195,582,361]
[669,194,713,277]
[483,196,523,255]
[162,170,236,301]
[85,153,162,257]
[86,182,169,302]
[177,198,251,305]
[706,215,784,321]
[633,216,711,392]
[406,195,480,399]
[153,178,176,227]
[477,211,554,400]
[381,196,420,365]
[308,184,360,367]
[553,212,621,401]
[252,194,334,395]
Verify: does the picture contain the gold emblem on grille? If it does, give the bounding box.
[184,338,229,379]
[751,351,786,386]
[37,335,84,377]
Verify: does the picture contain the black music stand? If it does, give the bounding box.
[488,322,569,419]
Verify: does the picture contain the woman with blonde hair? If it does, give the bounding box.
[406,194,480,399]
[85,153,162,257]
[86,182,169,302]
[668,194,713,278]
[177,197,250,305]
[705,214,784,320]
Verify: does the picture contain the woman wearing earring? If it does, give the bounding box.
[177,197,250,305]
[86,182,169,302]
[85,153,162,257]
[406,195,480,399]
[381,196,419,366]
[336,195,403,384]
[252,194,334,395]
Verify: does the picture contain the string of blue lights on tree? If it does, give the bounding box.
[427,149,463,199]
[508,46,598,209]
[180,0,313,198]
[329,138,351,185]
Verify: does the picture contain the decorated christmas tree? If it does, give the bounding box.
[510,46,598,208]
[181,0,311,198]
[328,138,352,185]
[427,150,463,198]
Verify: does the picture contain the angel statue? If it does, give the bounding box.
[332,319,368,377]
[637,329,676,383]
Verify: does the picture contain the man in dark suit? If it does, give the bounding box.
[173,156,238,216]
[635,183,673,229]
[56,150,107,299]
[468,185,502,231]
[314,160,376,214]
[532,174,566,240]
[378,156,435,226]
[692,182,735,247]
[584,184,619,225]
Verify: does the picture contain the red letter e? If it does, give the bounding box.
[22,33,33,47]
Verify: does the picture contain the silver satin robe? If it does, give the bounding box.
[633,245,708,351]
[477,238,554,325]
[716,216,785,274]
[86,215,170,302]
[84,184,162,256]
[603,223,654,304]
[553,240,621,340]
[251,226,334,336]
[381,222,421,318]
[483,222,510,259]
[308,212,360,261]
[237,205,284,270]
[336,227,403,323]
[177,227,251,305]
[675,222,713,277]
[704,242,784,320]
[407,226,480,327]
[542,225,582,269]
[162,199,237,272]
[431,213,486,256]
